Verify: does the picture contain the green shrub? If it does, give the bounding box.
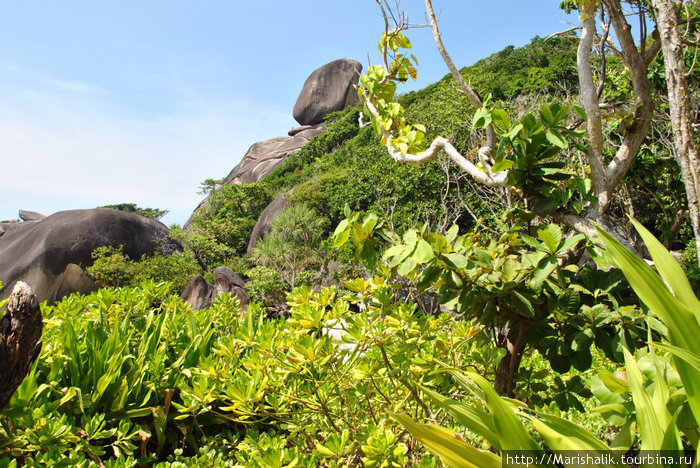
[88,246,199,294]
[0,275,496,465]
[394,220,700,467]
[244,265,288,309]
[251,203,327,289]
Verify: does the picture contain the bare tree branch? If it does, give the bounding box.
[544,26,582,41]
[424,0,497,150]
[603,0,655,201]
[362,89,508,188]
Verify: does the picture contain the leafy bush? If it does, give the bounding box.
[251,203,327,289]
[243,265,288,309]
[394,220,700,467]
[87,246,199,293]
[0,273,526,466]
[333,211,651,396]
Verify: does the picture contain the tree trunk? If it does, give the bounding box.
[0,282,43,410]
[651,0,700,265]
[494,321,527,397]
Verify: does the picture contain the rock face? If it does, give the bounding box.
[180,267,249,310]
[246,193,289,256]
[18,210,46,222]
[293,58,362,126]
[222,125,324,186]
[184,57,361,230]
[183,125,323,229]
[0,209,180,304]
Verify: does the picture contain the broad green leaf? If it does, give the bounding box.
[505,123,524,139]
[333,218,349,237]
[491,109,511,132]
[492,158,515,173]
[560,234,585,252]
[420,386,500,448]
[333,228,350,248]
[442,252,468,269]
[512,290,535,318]
[532,256,558,291]
[597,369,629,394]
[445,225,459,243]
[393,414,501,468]
[472,107,492,129]
[545,129,568,149]
[468,373,542,453]
[397,257,418,277]
[315,443,336,458]
[539,105,555,126]
[574,105,587,120]
[630,218,700,314]
[522,234,545,252]
[413,239,435,264]
[528,412,617,458]
[623,348,664,451]
[538,225,562,253]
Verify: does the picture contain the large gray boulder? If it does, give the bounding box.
[246,193,289,256]
[0,208,180,304]
[293,58,362,126]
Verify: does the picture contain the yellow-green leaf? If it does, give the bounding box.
[393,414,501,468]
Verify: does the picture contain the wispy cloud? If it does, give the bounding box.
[0,67,294,225]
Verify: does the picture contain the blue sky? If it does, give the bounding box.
[0,1,576,225]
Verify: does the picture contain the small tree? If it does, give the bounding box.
[359,0,700,256]
[252,204,327,289]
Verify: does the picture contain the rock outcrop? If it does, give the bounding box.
[185,57,361,229]
[180,267,249,310]
[222,125,324,186]
[18,210,46,222]
[246,193,289,256]
[293,58,362,126]
[0,209,180,304]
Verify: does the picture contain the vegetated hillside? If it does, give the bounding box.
[90,32,697,300]
[190,35,582,257]
[5,28,700,467]
[189,32,694,264]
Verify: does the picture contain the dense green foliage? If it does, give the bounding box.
[5,21,699,467]
[2,280,572,466]
[251,204,326,289]
[333,210,658,397]
[184,184,272,266]
[87,246,200,294]
[98,204,168,221]
[394,222,700,467]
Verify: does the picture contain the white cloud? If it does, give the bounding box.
[0,71,294,225]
